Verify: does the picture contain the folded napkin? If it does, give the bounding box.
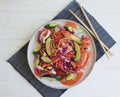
[7,0,116,97]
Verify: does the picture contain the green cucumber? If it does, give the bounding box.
[42,74,61,81]
[34,58,40,65]
[64,26,73,32]
[63,32,82,44]
[46,37,52,56]
[76,26,84,33]
[45,22,58,28]
[33,44,41,54]
[54,26,59,33]
[47,66,52,70]
[42,77,57,82]
[36,65,44,70]
[66,73,74,80]
[41,56,51,63]
[73,42,81,62]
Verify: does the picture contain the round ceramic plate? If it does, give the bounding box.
[27,19,96,89]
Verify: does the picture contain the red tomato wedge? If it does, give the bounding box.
[34,68,41,77]
[82,36,90,41]
[77,50,87,69]
[81,36,90,48]
[65,21,77,29]
[83,51,91,69]
[77,50,91,69]
[60,71,83,86]
[81,42,90,48]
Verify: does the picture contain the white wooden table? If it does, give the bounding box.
[0,0,120,97]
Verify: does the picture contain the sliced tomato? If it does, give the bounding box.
[60,71,83,86]
[77,50,88,69]
[77,50,91,70]
[81,36,90,48]
[81,36,90,41]
[83,51,91,69]
[34,68,41,77]
[65,21,77,29]
[81,42,90,48]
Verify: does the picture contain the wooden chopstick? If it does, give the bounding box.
[69,9,111,58]
[78,3,113,56]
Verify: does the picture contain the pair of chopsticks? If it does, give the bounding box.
[69,2,113,59]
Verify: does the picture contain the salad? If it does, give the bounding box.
[33,21,91,86]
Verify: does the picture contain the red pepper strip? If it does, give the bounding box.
[52,33,57,39]
[52,31,63,40]
[42,63,50,68]
[65,52,73,60]
[53,58,61,64]
[57,39,63,48]
[60,71,83,86]
[56,60,64,70]
[70,61,76,68]
[34,68,41,77]
[57,38,67,48]
[83,51,91,69]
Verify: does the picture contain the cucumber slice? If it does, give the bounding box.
[47,66,52,70]
[73,42,81,62]
[33,44,41,54]
[45,22,58,28]
[36,65,44,70]
[41,56,51,63]
[42,74,61,81]
[46,37,52,56]
[54,26,59,33]
[66,73,74,80]
[64,26,73,32]
[34,58,40,65]
[49,22,58,27]
[76,26,84,33]
[63,32,82,44]
[42,77,57,82]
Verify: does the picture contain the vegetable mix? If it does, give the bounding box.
[33,21,91,86]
